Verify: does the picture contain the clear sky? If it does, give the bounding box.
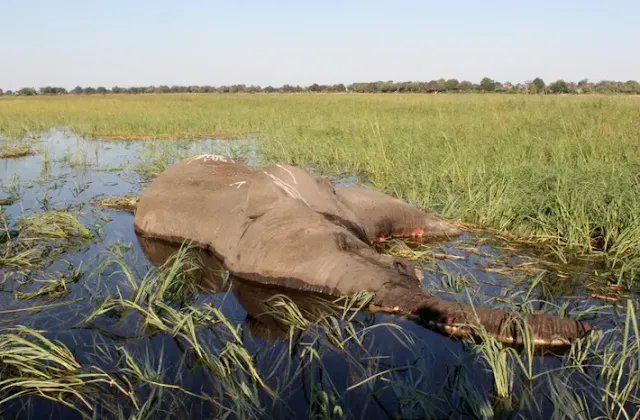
[1,0,638,91]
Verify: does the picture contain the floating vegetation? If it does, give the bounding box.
[0,145,33,159]
[90,196,139,213]
[1,173,22,206]
[18,211,92,243]
[1,211,93,271]
[0,326,136,414]
[16,267,82,301]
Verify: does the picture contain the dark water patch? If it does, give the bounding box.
[0,131,637,419]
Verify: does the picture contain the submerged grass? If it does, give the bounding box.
[18,211,93,243]
[0,326,136,413]
[0,231,637,418]
[1,210,94,273]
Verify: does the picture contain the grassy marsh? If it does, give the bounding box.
[2,94,640,287]
[0,95,639,418]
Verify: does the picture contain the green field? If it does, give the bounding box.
[2,93,640,287]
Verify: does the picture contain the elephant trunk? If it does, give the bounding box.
[399,293,595,350]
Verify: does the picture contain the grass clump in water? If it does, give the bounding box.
[17,211,93,243]
[0,326,136,414]
[1,211,93,271]
[15,268,82,301]
[90,196,139,213]
[0,145,33,159]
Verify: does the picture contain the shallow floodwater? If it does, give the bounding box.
[0,130,636,419]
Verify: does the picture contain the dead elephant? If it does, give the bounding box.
[133,154,595,350]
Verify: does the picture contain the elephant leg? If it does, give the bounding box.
[334,185,462,243]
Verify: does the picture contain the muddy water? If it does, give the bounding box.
[0,130,633,419]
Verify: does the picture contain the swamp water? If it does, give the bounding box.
[0,130,637,419]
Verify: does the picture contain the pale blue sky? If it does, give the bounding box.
[1,0,638,90]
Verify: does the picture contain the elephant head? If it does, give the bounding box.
[133,155,596,351]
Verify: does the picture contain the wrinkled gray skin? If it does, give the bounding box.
[134,155,595,350]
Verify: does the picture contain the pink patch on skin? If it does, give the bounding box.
[373,235,388,243]
[391,227,425,238]
[446,316,456,325]
[411,307,419,314]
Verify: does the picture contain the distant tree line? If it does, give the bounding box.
[2,77,640,96]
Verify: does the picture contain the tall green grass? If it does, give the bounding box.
[2,94,640,286]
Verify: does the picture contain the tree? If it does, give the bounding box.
[0,89,3,96]
[530,78,546,94]
[444,79,459,91]
[622,80,640,94]
[230,84,246,93]
[595,80,618,93]
[479,77,496,92]
[458,81,473,91]
[18,87,37,96]
[548,80,569,94]
[433,79,446,92]
[5,78,640,97]
[576,79,592,93]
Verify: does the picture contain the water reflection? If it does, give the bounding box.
[137,234,351,342]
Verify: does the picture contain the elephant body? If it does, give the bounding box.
[133,155,594,350]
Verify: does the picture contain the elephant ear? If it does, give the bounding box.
[262,164,345,215]
[243,167,328,219]
[334,185,462,242]
[243,171,295,219]
[254,164,368,240]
